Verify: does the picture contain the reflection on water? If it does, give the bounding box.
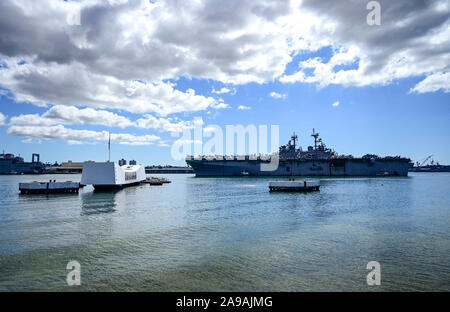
[0,173,449,291]
[81,190,117,216]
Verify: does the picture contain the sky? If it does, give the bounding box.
[0,0,449,166]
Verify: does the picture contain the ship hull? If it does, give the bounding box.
[0,160,45,174]
[186,159,413,177]
[409,166,450,172]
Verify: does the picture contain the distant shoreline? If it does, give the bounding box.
[145,167,194,174]
[0,166,195,175]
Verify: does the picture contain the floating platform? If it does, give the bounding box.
[159,177,171,184]
[143,177,171,186]
[269,180,320,192]
[19,181,80,194]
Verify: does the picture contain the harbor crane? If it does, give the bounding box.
[416,155,433,167]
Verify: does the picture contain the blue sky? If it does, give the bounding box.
[0,0,449,166]
[1,71,449,165]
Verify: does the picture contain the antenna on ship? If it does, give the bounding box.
[108,132,111,163]
[291,132,298,149]
[311,128,320,150]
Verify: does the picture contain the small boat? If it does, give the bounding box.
[241,170,249,176]
[269,180,320,192]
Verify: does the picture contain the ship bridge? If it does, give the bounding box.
[279,129,335,160]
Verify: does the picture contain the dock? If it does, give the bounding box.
[19,181,80,194]
[269,180,320,192]
[143,177,171,186]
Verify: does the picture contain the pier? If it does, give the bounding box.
[19,181,80,194]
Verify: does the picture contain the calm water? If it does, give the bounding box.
[0,173,448,291]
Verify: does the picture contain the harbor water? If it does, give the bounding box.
[0,173,449,291]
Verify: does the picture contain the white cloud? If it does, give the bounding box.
[410,72,450,94]
[174,139,203,145]
[119,141,154,146]
[158,141,169,147]
[10,105,134,128]
[269,92,287,99]
[280,47,361,87]
[0,0,446,99]
[9,105,207,134]
[21,138,33,144]
[279,1,450,89]
[7,104,207,144]
[332,101,339,107]
[237,105,251,110]
[0,0,447,93]
[212,99,230,110]
[0,0,301,85]
[0,0,448,147]
[0,112,6,125]
[212,87,237,95]
[7,124,160,146]
[212,87,229,94]
[136,115,203,133]
[279,70,305,83]
[0,60,223,116]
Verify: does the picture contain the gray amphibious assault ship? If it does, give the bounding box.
[186,129,413,176]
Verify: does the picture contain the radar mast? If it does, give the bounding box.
[311,128,320,150]
[291,132,298,149]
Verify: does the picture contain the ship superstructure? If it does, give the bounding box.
[0,153,45,174]
[186,129,413,176]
